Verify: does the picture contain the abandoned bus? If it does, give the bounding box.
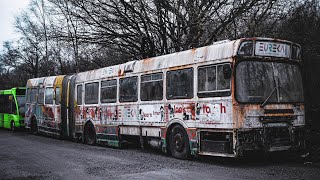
[24,37,304,159]
[0,87,26,131]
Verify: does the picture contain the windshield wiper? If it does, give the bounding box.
[260,86,277,107]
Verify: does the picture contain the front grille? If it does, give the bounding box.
[264,109,294,114]
[266,127,291,147]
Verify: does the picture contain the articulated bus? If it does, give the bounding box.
[0,87,26,131]
[24,37,305,159]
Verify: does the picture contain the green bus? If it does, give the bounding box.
[0,87,26,131]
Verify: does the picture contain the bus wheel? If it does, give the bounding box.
[169,125,190,159]
[11,121,15,131]
[84,123,96,145]
[31,118,38,135]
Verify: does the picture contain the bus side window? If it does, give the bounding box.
[77,85,82,105]
[55,87,60,105]
[198,64,231,98]
[45,87,54,104]
[217,64,231,90]
[101,79,117,103]
[0,95,11,114]
[119,76,138,102]
[85,82,99,104]
[37,88,44,104]
[9,96,16,114]
[167,68,193,99]
[30,88,37,103]
[141,73,163,101]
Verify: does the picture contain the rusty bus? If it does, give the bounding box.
[24,37,305,159]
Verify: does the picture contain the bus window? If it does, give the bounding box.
[167,68,193,99]
[119,76,138,102]
[30,88,38,104]
[101,79,117,103]
[141,73,163,101]
[217,64,231,90]
[16,95,26,114]
[55,87,60,105]
[292,45,301,60]
[16,88,26,96]
[0,95,12,114]
[37,88,44,104]
[45,87,54,104]
[26,88,30,103]
[85,82,99,104]
[198,64,231,98]
[77,85,83,105]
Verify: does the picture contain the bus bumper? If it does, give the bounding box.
[236,127,305,156]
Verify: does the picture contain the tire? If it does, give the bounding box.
[84,123,96,145]
[11,121,15,131]
[169,125,190,159]
[31,118,38,135]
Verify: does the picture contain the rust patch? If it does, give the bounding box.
[168,64,192,71]
[187,128,197,140]
[118,69,124,76]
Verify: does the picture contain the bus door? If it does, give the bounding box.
[54,87,61,132]
[44,87,55,131]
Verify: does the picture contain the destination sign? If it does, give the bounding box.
[255,41,290,58]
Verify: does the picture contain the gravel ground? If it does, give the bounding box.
[0,129,319,180]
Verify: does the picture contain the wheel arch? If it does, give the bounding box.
[165,119,190,154]
[82,119,96,145]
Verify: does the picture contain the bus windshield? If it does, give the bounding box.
[235,61,304,103]
[16,96,26,108]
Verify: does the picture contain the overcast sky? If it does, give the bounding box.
[0,0,30,50]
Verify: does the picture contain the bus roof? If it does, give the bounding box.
[25,37,299,84]
[75,39,240,82]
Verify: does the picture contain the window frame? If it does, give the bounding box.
[37,88,44,104]
[55,87,60,105]
[84,82,99,105]
[45,87,54,105]
[166,68,194,100]
[100,79,117,104]
[140,72,163,101]
[76,84,83,105]
[119,76,138,103]
[197,63,232,98]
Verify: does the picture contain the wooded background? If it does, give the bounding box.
[0,0,319,160]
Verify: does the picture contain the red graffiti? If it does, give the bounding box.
[202,103,226,114]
